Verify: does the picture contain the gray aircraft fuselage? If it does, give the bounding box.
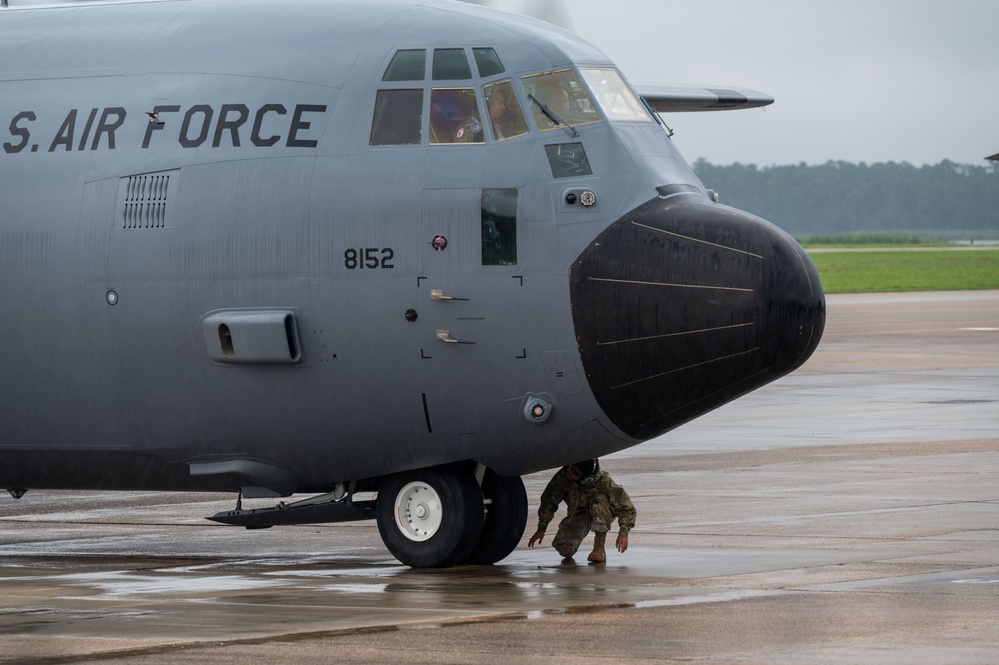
[1,0,824,564]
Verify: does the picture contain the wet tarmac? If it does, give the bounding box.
[1,290,997,664]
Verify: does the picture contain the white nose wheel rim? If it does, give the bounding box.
[394,481,443,542]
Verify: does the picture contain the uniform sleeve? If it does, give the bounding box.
[608,482,637,536]
[536,472,565,532]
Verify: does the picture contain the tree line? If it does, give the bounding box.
[691,159,999,239]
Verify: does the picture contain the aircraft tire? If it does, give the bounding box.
[376,465,484,568]
[465,471,527,565]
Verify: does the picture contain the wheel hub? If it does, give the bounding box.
[394,481,443,542]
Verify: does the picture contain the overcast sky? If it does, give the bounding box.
[567,0,998,167]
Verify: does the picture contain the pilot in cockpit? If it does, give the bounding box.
[548,84,571,114]
[430,88,483,143]
[486,84,527,141]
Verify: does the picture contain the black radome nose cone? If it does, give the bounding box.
[569,195,825,441]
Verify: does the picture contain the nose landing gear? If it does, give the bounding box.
[375,464,527,567]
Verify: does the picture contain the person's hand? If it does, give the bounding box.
[616,533,629,553]
[528,530,545,547]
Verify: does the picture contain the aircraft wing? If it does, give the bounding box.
[636,84,774,112]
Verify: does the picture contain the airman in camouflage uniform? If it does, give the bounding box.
[527,459,636,563]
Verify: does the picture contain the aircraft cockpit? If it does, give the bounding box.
[369,46,654,149]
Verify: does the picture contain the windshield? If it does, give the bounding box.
[580,68,652,123]
[520,69,600,130]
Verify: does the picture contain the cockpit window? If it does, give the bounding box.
[473,48,505,77]
[371,48,530,147]
[370,89,423,145]
[520,69,600,130]
[580,68,653,123]
[545,142,593,178]
[429,88,483,144]
[383,49,427,82]
[432,48,472,81]
[484,80,528,141]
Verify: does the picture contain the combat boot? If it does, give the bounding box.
[587,532,607,563]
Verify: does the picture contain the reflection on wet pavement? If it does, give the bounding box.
[1,292,998,664]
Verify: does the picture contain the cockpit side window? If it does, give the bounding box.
[521,69,600,130]
[429,88,483,144]
[383,49,427,82]
[579,68,652,123]
[432,48,472,81]
[370,89,423,145]
[484,80,528,141]
[473,48,505,78]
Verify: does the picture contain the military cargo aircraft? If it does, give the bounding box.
[0,0,825,567]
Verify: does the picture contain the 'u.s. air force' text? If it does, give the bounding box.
[2,103,328,154]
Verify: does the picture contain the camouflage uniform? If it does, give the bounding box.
[536,468,636,558]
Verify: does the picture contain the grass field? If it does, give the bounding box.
[806,248,999,294]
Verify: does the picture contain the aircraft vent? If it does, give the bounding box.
[121,171,175,229]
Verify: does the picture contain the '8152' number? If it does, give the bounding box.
[344,248,394,270]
